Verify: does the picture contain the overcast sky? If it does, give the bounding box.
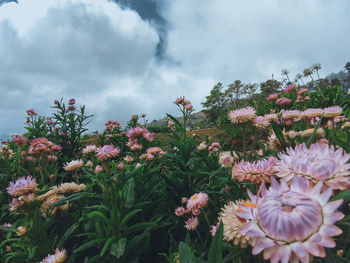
[0,0,350,138]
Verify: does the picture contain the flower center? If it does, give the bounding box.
[258,191,322,242]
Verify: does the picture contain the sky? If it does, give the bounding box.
[0,0,350,138]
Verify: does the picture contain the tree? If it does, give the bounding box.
[260,79,281,95]
[345,62,350,74]
[201,83,226,125]
[224,80,244,106]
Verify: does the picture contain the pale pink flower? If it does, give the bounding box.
[228,107,256,124]
[219,151,237,168]
[47,155,57,162]
[323,106,342,118]
[219,199,255,247]
[210,222,220,237]
[276,143,350,190]
[94,165,103,174]
[9,198,24,211]
[208,142,220,153]
[184,104,193,111]
[7,176,38,197]
[192,208,201,216]
[282,110,300,120]
[146,147,166,156]
[82,144,97,154]
[285,83,296,93]
[168,120,175,127]
[26,109,37,116]
[187,192,208,211]
[276,97,292,106]
[63,159,84,172]
[124,155,134,163]
[135,163,142,168]
[181,197,188,204]
[253,116,269,129]
[95,144,120,161]
[85,160,93,168]
[175,207,185,216]
[184,217,199,231]
[263,113,278,122]
[266,93,279,101]
[302,108,323,118]
[239,177,344,263]
[197,142,207,151]
[304,95,310,100]
[232,157,277,184]
[40,248,67,263]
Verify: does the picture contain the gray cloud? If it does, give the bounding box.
[1,0,350,139]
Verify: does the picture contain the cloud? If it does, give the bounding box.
[164,0,350,83]
[1,0,350,139]
[0,0,162,137]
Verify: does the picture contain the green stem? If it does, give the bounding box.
[241,124,247,160]
[202,210,211,227]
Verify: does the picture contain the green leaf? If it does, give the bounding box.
[87,211,109,227]
[110,237,127,258]
[306,115,324,147]
[270,121,287,149]
[123,178,135,208]
[73,238,104,253]
[179,242,199,263]
[120,209,142,227]
[100,236,116,257]
[207,222,223,263]
[57,222,79,248]
[330,190,350,203]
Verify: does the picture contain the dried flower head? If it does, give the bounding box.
[63,159,84,172]
[7,176,38,197]
[228,107,256,124]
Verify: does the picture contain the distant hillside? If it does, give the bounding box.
[148,111,208,129]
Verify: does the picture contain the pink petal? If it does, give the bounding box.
[319,235,336,248]
[324,211,344,224]
[290,242,307,259]
[309,181,323,197]
[305,242,325,257]
[239,221,265,237]
[252,238,275,255]
[318,187,333,205]
[319,224,343,237]
[323,199,343,213]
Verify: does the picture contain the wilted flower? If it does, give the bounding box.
[184,217,199,231]
[228,107,256,124]
[240,177,344,263]
[232,157,277,184]
[9,198,24,212]
[299,128,324,138]
[7,176,38,197]
[63,159,84,172]
[187,192,208,211]
[95,145,120,161]
[276,143,350,190]
[40,248,67,263]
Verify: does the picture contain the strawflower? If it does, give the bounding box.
[228,107,256,124]
[7,176,38,197]
[240,177,344,263]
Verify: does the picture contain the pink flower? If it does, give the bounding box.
[282,110,300,120]
[253,116,269,129]
[266,93,279,101]
[210,222,220,237]
[7,176,38,197]
[168,120,175,127]
[187,192,208,211]
[276,143,350,190]
[174,207,185,216]
[239,177,344,263]
[297,87,308,95]
[302,108,323,118]
[124,155,134,163]
[276,97,292,106]
[68,98,75,105]
[26,109,37,116]
[285,83,296,93]
[40,248,67,263]
[184,104,193,111]
[117,162,125,170]
[95,144,120,161]
[175,96,185,105]
[219,151,236,168]
[228,107,256,124]
[181,197,188,204]
[208,142,220,153]
[184,217,199,231]
[232,157,277,184]
[12,135,27,146]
